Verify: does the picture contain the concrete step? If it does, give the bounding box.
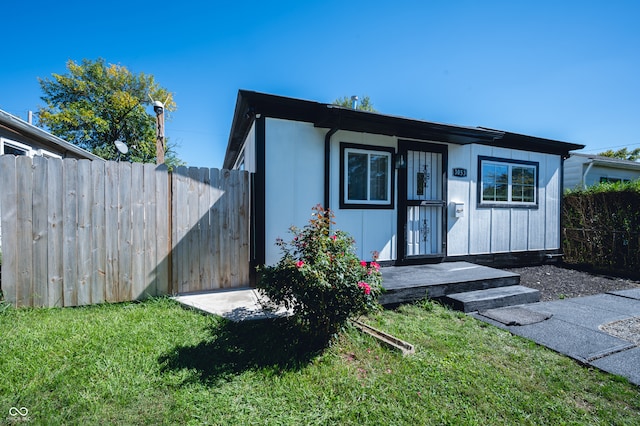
[380,262,520,306]
[440,285,540,313]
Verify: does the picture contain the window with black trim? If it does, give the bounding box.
[340,143,394,209]
[478,156,538,207]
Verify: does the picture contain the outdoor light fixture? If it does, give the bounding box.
[395,153,406,169]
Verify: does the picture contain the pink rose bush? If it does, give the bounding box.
[257,205,383,339]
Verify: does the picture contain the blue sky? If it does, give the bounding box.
[2,1,639,167]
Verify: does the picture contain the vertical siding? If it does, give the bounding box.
[450,145,562,256]
[264,119,326,265]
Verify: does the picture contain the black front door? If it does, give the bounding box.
[397,141,447,262]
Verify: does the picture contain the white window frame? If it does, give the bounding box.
[1,138,34,157]
[478,156,539,208]
[341,144,394,208]
[37,148,63,159]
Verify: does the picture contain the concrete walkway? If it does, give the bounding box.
[471,289,640,386]
[174,288,291,321]
[174,287,640,386]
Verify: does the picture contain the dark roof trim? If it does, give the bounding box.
[223,90,585,169]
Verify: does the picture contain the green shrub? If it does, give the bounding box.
[563,182,640,278]
[257,205,383,341]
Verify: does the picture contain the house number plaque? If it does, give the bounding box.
[452,168,467,177]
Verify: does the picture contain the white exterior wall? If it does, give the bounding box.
[584,165,640,187]
[264,119,326,265]
[447,144,562,255]
[563,155,586,190]
[330,131,398,262]
[260,118,564,264]
[564,155,640,190]
[234,123,256,172]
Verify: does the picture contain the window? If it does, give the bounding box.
[340,143,394,209]
[37,149,63,159]
[599,177,630,184]
[478,156,538,207]
[1,138,33,157]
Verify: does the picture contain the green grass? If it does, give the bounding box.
[1,298,639,425]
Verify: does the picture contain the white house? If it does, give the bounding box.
[564,153,640,190]
[223,90,584,268]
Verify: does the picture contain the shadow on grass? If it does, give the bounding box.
[159,316,329,384]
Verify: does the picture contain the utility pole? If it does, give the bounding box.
[153,100,165,164]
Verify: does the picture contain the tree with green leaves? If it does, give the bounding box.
[38,58,184,167]
[598,147,640,162]
[333,95,377,112]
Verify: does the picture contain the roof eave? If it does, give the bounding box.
[0,109,103,161]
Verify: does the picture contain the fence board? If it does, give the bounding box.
[131,163,146,299]
[105,161,119,302]
[32,156,48,307]
[155,164,170,295]
[219,170,231,288]
[0,155,17,305]
[63,159,78,306]
[17,156,34,306]
[209,168,221,290]
[143,163,157,296]
[47,158,64,307]
[173,166,188,293]
[77,160,92,306]
[1,157,251,307]
[91,161,106,304]
[187,168,199,292]
[199,167,211,291]
[118,162,132,301]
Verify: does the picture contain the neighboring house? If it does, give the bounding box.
[223,90,584,267]
[0,108,102,250]
[0,108,102,160]
[564,153,640,190]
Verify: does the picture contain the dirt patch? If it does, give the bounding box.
[600,318,640,345]
[505,263,640,302]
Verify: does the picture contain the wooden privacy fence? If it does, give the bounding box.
[0,155,251,308]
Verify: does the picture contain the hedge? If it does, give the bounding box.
[563,180,640,279]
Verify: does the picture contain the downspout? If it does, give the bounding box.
[555,153,569,261]
[324,126,339,210]
[582,161,594,190]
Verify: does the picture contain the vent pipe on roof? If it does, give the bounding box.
[28,111,33,124]
[351,95,358,110]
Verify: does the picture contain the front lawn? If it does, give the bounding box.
[1,297,638,425]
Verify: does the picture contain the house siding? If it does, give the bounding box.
[448,145,561,256]
[264,118,326,265]
[257,118,565,265]
[330,130,398,262]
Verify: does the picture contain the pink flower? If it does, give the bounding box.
[370,261,380,271]
[296,260,305,268]
[358,281,371,295]
[330,235,337,241]
[360,260,367,268]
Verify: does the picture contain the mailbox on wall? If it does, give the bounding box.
[454,202,464,218]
